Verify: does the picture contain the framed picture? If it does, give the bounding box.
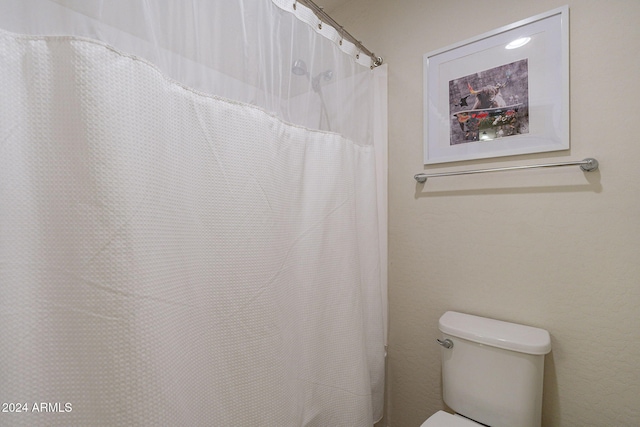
[423,6,569,165]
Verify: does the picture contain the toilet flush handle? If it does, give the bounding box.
[436,338,453,349]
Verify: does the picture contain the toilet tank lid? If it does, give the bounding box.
[439,311,551,355]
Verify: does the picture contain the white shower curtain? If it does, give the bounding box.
[0,1,387,426]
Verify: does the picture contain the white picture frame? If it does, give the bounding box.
[423,6,569,165]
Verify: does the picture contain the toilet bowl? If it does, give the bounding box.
[421,410,480,426]
[421,311,551,427]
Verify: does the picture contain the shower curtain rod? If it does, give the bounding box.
[414,158,599,183]
[295,0,383,68]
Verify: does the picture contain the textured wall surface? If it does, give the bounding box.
[330,1,640,426]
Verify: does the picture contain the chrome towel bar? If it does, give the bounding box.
[414,158,599,183]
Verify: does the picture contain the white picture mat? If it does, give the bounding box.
[423,6,569,165]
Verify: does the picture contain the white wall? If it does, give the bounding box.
[330,1,640,425]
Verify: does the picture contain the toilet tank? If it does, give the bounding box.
[438,311,551,427]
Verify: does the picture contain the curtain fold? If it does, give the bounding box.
[0,1,386,425]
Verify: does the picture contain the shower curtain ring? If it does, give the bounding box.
[293,1,297,10]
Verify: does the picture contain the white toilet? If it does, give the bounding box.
[422,311,551,427]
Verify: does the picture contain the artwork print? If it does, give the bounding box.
[449,59,529,145]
